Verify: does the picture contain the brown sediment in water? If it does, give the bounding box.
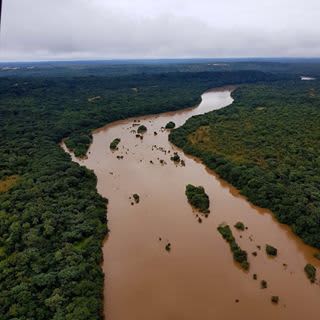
[62,86,319,320]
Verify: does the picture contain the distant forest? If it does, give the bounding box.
[170,79,320,248]
[0,69,283,319]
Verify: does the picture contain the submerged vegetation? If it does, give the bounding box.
[266,244,278,256]
[185,184,210,213]
[170,80,320,249]
[217,224,250,270]
[304,264,317,283]
[110,138,121,150]
[165,121,176,129]
[133,193,140,204]
[137,125,147,134]
[234,221,245,231]
[170,152,181,163]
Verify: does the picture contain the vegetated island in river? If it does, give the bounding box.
[185,184,210,214]
[169,80,320,250]
[217,223,250,270]
[110,138,121,150]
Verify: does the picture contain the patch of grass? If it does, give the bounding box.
[0,175,19,193]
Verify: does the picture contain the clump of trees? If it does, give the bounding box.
[304,264,317,283]
[170,152,181,163]
[110,138,121,150]
[133,193,140,203]
[137,125,147,134]
[165,121,176,129]
[217,224,250,270]
[185,184,210,213]
[266,244,278,256]
[234,222,245,231]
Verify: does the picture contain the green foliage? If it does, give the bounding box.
[165,121,176,129]
[304,264,317,283]
[234,222,245,231]
[110,138,121,150]
[170,80,320,249]
[217,224,250,270]
[266,244,278,256]
[137,125,147,134]
[65,134,92,158]
[185,184,210,213]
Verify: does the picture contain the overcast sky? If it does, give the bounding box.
[1,0,320,61]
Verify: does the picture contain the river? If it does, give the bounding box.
[63,86,319,320]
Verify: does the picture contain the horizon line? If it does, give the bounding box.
[1,56,320,64]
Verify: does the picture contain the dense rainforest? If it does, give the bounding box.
[0,70,281,319]
[169,79,320,249]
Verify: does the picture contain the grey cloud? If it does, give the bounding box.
[1,0,320,61]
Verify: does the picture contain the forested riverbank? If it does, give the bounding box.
[0,70,282,319]
[169,80,320,249]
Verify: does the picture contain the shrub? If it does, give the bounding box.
[234,222,245,231]
[261,280,267,289]
[110,138,121,150]
[304,264,316,283]
[266,244,278,256]
[137,125,147,133]
[133,194,140,204]
[171,154,180,162]
[165,121,176,129]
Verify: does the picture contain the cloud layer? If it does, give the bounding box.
[1,0,320,61]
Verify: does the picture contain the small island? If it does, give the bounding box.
[110,138,121,150]
[234,221,245,231]
[185,184,210,213]
[304,263,317,283]
[137,125,147,134]
[133,193,140,204]
[217,224,249,270]
[165,121,176,129]
[266,244,278,256]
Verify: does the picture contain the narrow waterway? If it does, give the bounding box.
[63,87,319,320]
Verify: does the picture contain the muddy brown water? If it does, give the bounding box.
[62,87,320,320]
